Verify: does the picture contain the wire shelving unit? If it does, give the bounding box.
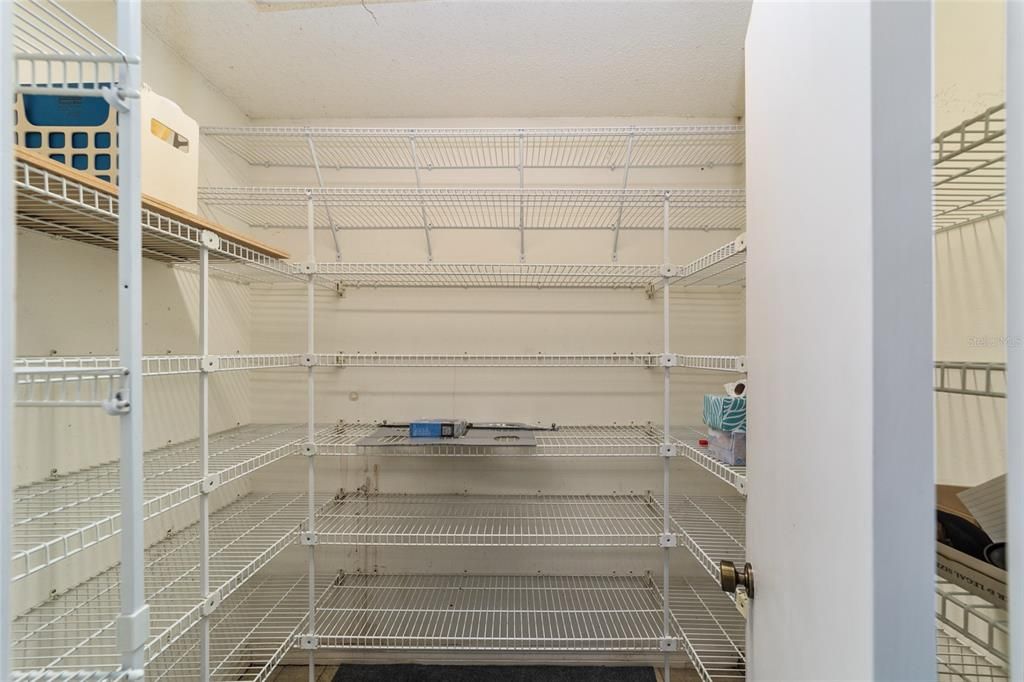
[309,573,677,651]
[5,1,149,679]
[674,428,748,495]
[316,493,668,546]
[933,103,1006,234]
[148,574,331,682]
[12,423,327,581]
[929,105,1014,680]
[11,492,332,680]
[668,496,746,588]
[317,423,671,458]
[193,126,749,676]
[669,580,746,682]
[202,125,745,170]
[15,152,304,286]
[198,186,745,232]
[5,31,755,675]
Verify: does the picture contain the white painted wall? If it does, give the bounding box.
[934,0,1007,486]
[745,1,933,679]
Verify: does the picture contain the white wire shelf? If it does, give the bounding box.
[669,580,746,682]
[202,125,745,170]
[317,423,668,457]
[12,423,320,581]
[933,103,1006,234]
[197,187,746,232]
[12,492,331,680]
[675,429,747,495]
[320,353,744,370]
[15,155,302,285]
[669,496,746,589]
[936,578,1009,672]
[673,234,746,288]
[309,572,678,651]
[12,0,136,97]
[14,355,310,406]
[13,364,127,408]
[934,361,1006,399]
[937,627,1008,681]
[316,492,667,547]
[315,262,667,289]
[148,574,331,682]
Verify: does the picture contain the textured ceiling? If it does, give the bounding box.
[142,0,751,120]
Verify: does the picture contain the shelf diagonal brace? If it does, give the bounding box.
[518,131,526,263]
[611,130,635,263]
[305,129,342,261]
[408,136,434,262]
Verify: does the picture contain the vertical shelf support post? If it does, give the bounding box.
[305,190,319,682]
[611,130,635,263]
[1006,1,1023,675]
[115,0,148,674]
[0,1,14,678]
[198,234,212,681]
[661,190,672,682]
[518,131,526,262]
[408,135,434,262]
[306,129,342,261]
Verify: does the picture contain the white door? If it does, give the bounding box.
[742,1,935,679]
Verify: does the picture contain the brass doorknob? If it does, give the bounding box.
[720,560,754,598]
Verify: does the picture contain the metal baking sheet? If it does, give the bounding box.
[356,426,537,454]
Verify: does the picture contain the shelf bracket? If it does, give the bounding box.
[611,129,635,263]
[201,229,221,251]
[408,135,434,262]
[658,637,679,652]
[298,635,320,650]
[302,442,318,457]
[201,591,221,617]
[659,533,678,548]
[200,473,220,495]
[305,129,342,261]
[116,605,150,655]
[101,387,131,416]
[200,356,219,373]
[658,443,678,458]
[300,531,318,546]
[658,353,679,368]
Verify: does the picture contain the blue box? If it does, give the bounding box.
[409,419,468,439]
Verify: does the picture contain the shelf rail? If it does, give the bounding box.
[12,0,140,100]
[319,352,746,370]
[934,361,1006,398]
